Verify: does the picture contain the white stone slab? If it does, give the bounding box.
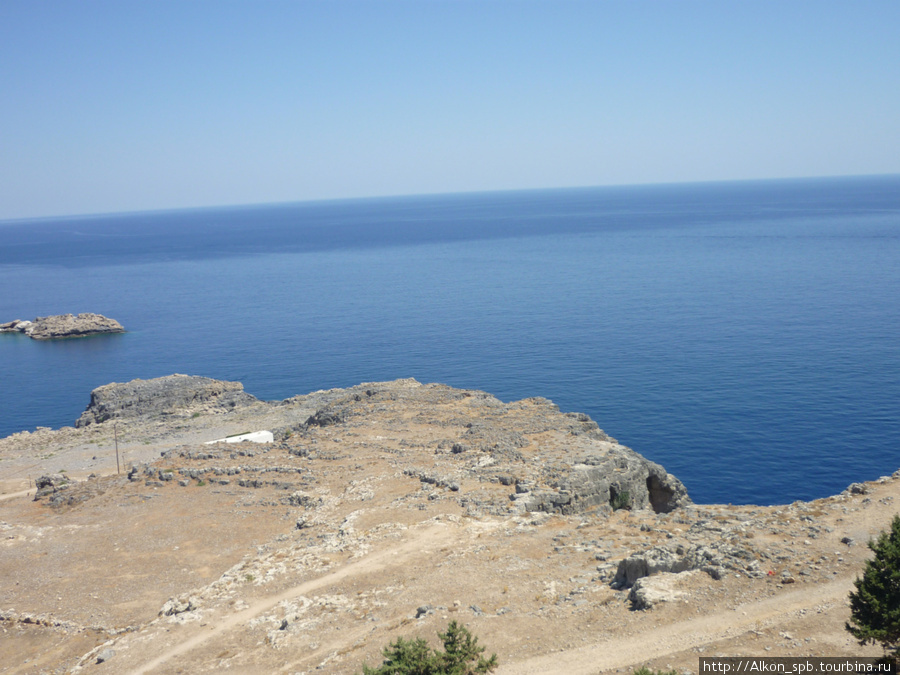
[205,430,274,445]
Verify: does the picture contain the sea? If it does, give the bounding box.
[1,175,898,506]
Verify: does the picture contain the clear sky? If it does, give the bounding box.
[1,1,898,220]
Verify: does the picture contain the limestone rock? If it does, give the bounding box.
[628,572,689,610]
[613,544,727,587]
[518,455,690,516]
[293,380,690,518]
[75,374,259,427]
[34,473,69,491]
[66,375,689,520]
[160,595,199,616]
[6,313,125,340]
[33,473,71,501]
[96,649,116,664]
[0,319,32,333]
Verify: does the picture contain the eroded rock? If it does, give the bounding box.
[517,456,690,516]
[613,544,729,588]
[628,572,690,610]
[160,595,199,616]
[75,374,260,427]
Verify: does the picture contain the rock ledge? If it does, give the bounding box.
[75,374,260,428]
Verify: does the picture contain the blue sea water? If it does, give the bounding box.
[1,175,898,505]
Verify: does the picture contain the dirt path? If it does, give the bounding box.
[126,523,455,675]
[0,468,123,501]
[0,488,32,502]
[497,575,856,675]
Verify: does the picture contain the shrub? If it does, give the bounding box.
[362,621,498,675]
[611,489,631,511]
[633,668,679,675]
[846,515,900,657]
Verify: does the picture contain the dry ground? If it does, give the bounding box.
[1,382,896,675]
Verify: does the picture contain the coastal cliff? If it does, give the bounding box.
[75,374,260,427]
[72,375,691,516]
[0,375,895,674]
[0,313,125,339]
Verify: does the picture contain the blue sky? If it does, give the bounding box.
[1,1,898,220]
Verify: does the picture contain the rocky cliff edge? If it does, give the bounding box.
[75,374,260,428]
[72,374,690,516]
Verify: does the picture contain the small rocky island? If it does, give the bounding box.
[0,313,125,340]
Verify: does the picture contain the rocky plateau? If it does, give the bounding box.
[0,375,896,674]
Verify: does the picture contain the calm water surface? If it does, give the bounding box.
[1,176,898,505]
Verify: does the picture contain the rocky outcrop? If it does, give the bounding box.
[288,379,691,517]
[75,374,260,427]
[0,319,33,333]
[611,537,767,595]
[513,454,690,516]
[1,313,125,339]
[613,544,727,588]
[628,572,690,610]
[63,375,691,518]
[33,473,71,499]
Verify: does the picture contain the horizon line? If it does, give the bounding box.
[3,171,899,226]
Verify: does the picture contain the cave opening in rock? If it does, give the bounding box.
[646,474,677,513]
